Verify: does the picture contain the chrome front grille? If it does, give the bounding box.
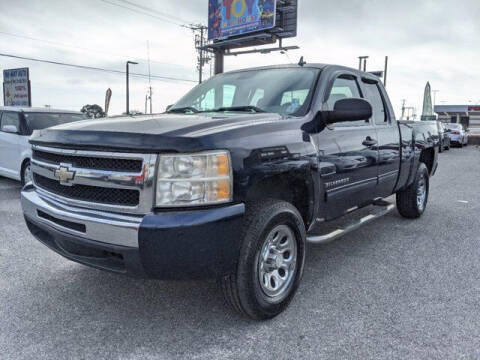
[32,150,143,173]
[31,145,157,214]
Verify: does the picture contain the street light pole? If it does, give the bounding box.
[126,61,138,115]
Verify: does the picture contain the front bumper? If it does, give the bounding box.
[22,186,245,280]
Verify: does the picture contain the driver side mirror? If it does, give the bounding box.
[1,125,18,134]
[322,98,373,124]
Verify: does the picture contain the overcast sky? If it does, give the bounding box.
[1,0,479,117]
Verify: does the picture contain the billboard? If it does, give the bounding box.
[3,68,31,107]
[208,0,277,41]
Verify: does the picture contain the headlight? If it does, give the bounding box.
[155,151,232,207]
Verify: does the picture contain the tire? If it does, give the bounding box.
[396,163,429,219]
[21,160,32,186]
[219,199,306,320]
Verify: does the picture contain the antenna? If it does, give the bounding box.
[147,40,152,114]
[298,56,306,66]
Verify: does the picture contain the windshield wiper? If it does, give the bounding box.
[167,106,199,114]
[208,106,266,113]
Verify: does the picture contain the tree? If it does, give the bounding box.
[81,104,106,119]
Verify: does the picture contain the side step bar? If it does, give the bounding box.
[306,203,395,245]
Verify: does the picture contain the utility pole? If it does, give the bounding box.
[147,41,153,114]
[198,27,205,83]
[185,24,211,83]
[401,99,406,120]
[126,60,138,115]
[405,106,415,121]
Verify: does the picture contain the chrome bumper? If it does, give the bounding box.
[21,187,143,248]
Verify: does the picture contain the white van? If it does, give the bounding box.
[0,107,86,184]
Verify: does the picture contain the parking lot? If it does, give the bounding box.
[1,146,479,359]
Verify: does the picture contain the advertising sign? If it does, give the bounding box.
[208,0,277,40]
[3,68,31,107]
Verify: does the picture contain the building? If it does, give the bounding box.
[434,105,480,129]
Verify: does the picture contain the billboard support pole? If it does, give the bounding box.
[214,50,224,75]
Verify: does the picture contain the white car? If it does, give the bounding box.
[0,107,86,184]
[445,123,468,147]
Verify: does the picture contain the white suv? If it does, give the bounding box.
[0,107,86,184]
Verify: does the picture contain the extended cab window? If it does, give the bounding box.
[363,81,387,125]
[327,76,366,127]
[0,112,20,133]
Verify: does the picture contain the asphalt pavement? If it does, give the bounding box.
[1,146,480,359]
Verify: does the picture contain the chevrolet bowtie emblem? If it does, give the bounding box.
[54,166,75,185]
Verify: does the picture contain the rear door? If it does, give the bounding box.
[0,112,22,179]
[316,74,379,219]
[361,79,401,198]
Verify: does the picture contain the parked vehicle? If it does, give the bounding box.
[21,64,439,320]
[0,107,86,184]
[423,121,445,153]
[437,121,451,151]
[445,123,468,147]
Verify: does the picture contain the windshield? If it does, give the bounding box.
[446,123,462,130]
[170,68,320,116]
[25,112,87,133]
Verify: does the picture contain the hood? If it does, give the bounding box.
[30,112,292,152]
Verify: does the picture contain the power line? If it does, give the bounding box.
[98,0,185,26]
[0,30,186,66]
[0,53,197,83]
[114,0,189,25]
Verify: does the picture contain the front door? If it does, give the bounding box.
[316,75,379,220]
[361,79,401,198]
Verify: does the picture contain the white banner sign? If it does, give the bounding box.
[3,68,31,107]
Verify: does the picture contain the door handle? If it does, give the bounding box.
[362,137,377,147]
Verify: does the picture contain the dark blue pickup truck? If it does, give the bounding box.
[21,64,438,320]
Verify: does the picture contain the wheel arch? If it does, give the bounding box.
[20,157,31,184]
[245,170,316,229]
[419,147,435,175]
